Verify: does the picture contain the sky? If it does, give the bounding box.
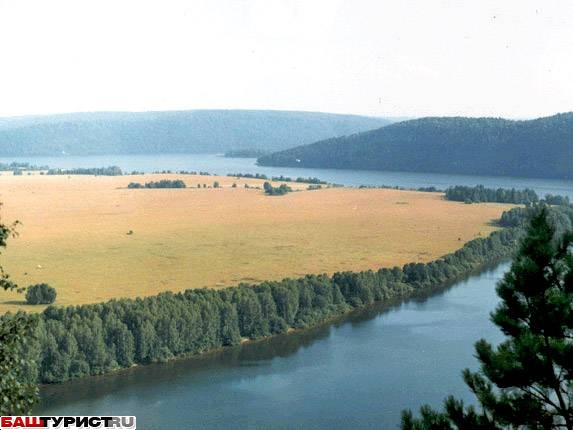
[0,0,572,119]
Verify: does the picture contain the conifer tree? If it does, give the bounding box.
[402,208,573,429]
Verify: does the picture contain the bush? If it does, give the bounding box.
[25,283,57,305]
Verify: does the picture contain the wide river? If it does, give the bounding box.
[3,153,573,199]
[14,154,572,428]
[37,264,507,429]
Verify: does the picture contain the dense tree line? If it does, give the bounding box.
[20,206,563,384]
[269,176,327,185]
[544,193,571,206]
[127,180,186,189]
[47,166,123,176]
[258,113,573,180]
[228,173,327,185]
[357,185,441,192]
[445,185,539,204]
[228,172,270,180]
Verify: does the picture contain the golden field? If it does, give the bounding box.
[0,174,512,313]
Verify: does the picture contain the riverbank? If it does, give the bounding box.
[20,221,522,385]
[35,262,512,429]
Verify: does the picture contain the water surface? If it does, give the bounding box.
[2,153,573,199]
[37,264,508,429]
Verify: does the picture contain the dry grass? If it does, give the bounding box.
[0,174,512,313]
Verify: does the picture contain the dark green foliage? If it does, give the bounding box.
[0,110,390,156]
[445,185,539,205]
[499,207,531,228]
[258,113,573,180]
[23,207,533,384]
[544,194,571,206]
[0,212,38,414]
[263,182,292,196]
[25,283,57,305]
[213,181,220,188]
[47,166,122,176]
[0,312,39,414]
[402,208,573,429]
[127,179,186,189]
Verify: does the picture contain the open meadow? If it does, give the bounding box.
[0,174,513,313]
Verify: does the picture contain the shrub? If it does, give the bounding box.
[25,283,57,305]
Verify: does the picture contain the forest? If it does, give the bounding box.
[445,185,571,205]
[445,185,539,204]
[257,113,573,180]
[13,204,572,385]
[0,110,390,156]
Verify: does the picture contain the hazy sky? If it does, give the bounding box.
[0,0,572,118]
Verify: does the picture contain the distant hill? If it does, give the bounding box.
[257,113,573,180]
[0,110,391,156]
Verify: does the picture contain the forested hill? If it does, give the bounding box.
[257,113,573,180]
[0,110,390,156]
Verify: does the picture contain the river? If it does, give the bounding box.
[36,264,508,429]
[2,153,573,199]
[21,154,573,428]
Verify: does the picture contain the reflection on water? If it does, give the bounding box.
[37,264,509,429]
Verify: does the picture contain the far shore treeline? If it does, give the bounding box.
[257,113,573,180]
[444,185,571,206]
[46,166,123,176]
[127,179,186,189]
[10,204,572,385]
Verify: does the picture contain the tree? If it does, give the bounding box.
[25,283,57,305]
[402,208,573,429]
[0,209,38,414]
